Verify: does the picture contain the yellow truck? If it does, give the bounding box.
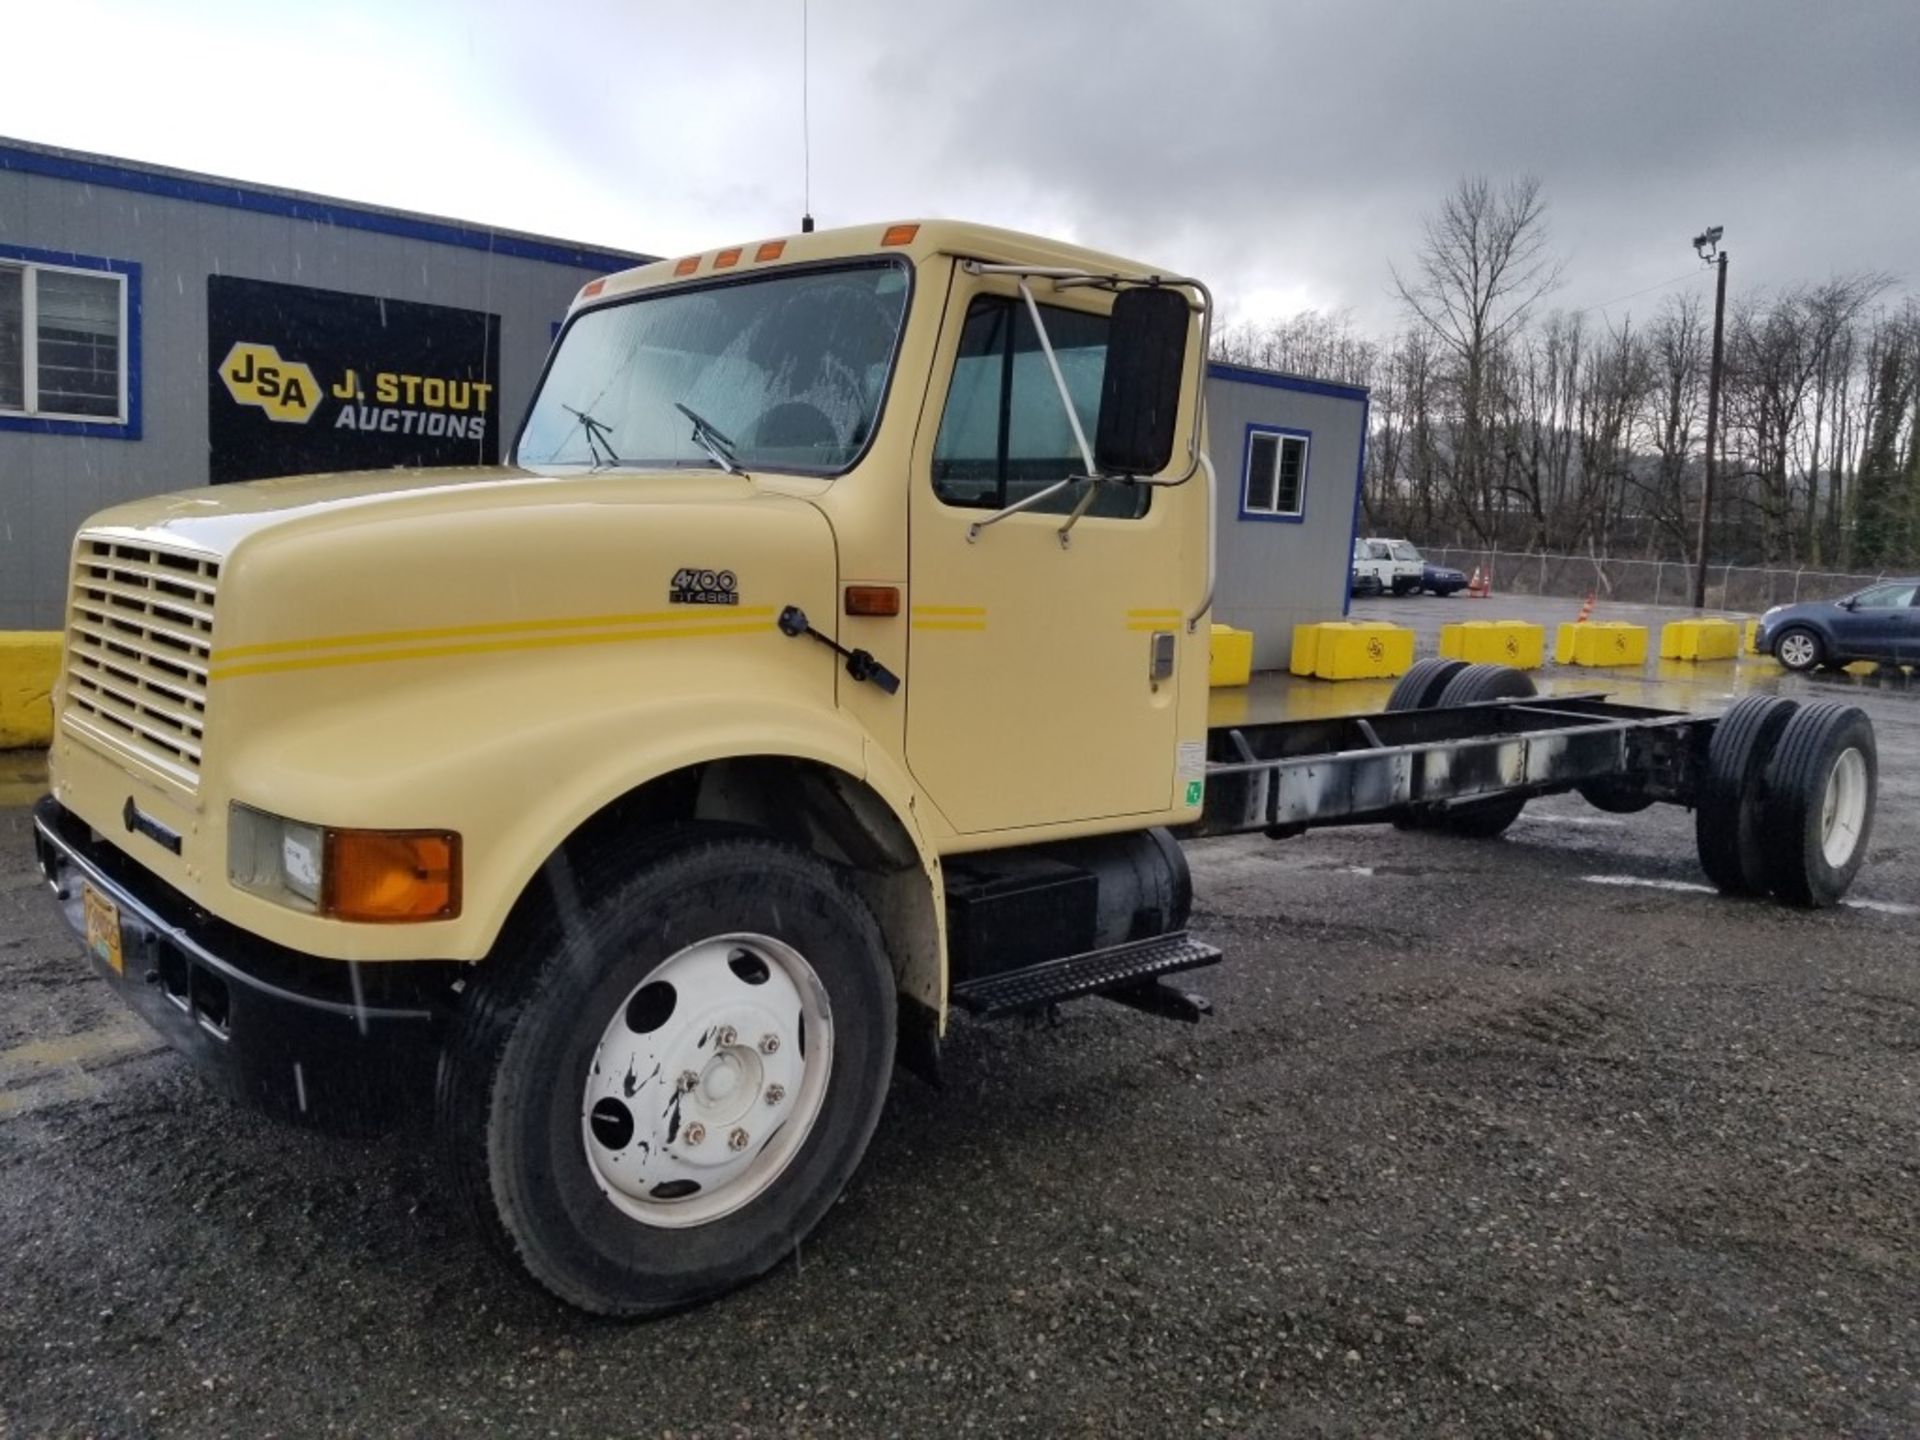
[32,220,1880,1316]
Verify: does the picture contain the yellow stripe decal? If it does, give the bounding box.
[910,604,988,617]
[911,620,988,632]
[212,606,777,662]
[1126,608,1182,618]
[210,621,769,681]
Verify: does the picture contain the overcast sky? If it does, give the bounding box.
[5,0,1914,333]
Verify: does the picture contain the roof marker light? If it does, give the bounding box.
[580,278,606,298]
[755,241,786,262]
[881,224,920,247]
[673,256,700,276]
[714,247,743,269]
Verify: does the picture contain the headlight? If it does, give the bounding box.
[228,804,460,921]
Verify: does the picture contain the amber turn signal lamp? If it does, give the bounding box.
[844,585,902,617]
[880,224,920,247]
[324,830,461,922]
[673,256,700,276]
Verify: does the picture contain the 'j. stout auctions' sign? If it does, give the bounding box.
[208,275,502,483]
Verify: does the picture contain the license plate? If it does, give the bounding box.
[83,883,124,976]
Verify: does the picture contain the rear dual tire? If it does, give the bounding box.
[1695,696,1876,907]
[1387,661,1533,838]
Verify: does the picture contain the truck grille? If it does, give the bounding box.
[64,537,220,786]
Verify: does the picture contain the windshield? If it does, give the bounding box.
[516,260,911,475]
[1389,541,1422,562]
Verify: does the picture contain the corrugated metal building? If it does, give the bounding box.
[0,138,649,629]
[1204,361,1368,669]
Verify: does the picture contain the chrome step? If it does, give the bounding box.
[949,931,1223,1018]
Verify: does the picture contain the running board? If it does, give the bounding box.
[949,932,1223,1018]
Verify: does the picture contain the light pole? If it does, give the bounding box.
[1691,226,1728,610]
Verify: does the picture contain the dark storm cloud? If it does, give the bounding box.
[6,0,1912,331]
[833,0,1920,326]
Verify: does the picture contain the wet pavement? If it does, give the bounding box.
[2,604,1917,1436]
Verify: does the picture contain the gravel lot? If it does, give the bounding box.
[3,636,1916,1437]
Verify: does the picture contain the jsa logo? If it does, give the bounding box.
[219,342,321,423]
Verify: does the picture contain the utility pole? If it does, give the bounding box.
[1691,228,1728,610]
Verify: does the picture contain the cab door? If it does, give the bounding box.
[904,276,1188,835]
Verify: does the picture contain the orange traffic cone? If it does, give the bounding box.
[1575,592,1594,624]
[1467,566,1487,598]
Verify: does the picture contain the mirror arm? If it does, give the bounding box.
[1017,278,1098,478]
[966,475,1084,542]
[1185,451,1217,633]
[1054,475,1106,548]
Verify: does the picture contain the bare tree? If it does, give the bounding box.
[1392,176,1565,536]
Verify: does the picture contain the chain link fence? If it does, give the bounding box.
[1419,547,1894,614]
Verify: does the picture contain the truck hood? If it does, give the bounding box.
[79,464,831,558]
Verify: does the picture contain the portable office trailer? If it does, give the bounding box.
[0,138,650,629]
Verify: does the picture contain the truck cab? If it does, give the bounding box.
[34,220,1220,1315]
[1359,537,1426,595]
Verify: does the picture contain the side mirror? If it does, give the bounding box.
[1094,287,1190,476]
[1841,597,1859,610]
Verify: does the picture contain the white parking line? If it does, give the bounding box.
[1583,874,1715,894]
[1581,874,1918,916]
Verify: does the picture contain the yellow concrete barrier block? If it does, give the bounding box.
[1439,619,1545,670]
[1314,622,1413,680]
[1208,624,1253,688]
[1744,618,1761,656]
[0,632,62,748]
[1290,621,1343,676]
[1554,621,1648,668]
[1660,618,1741,661]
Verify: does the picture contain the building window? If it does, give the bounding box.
[0,247,138,437]
[931,294,1148,519]
[1241,425,1309,521]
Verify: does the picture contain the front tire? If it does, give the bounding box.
[1759,702,1877,907]
[437,831,897,1316]
[1774,627,1824,672]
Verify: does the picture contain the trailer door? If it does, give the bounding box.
[905,280,1185,833]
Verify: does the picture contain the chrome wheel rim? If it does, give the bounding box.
[581,933,832,1229]
[1779,633,1817,670]
[1820,747,1869,868]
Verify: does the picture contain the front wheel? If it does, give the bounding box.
[1774,627,1824,672]
[437,832,897,1315]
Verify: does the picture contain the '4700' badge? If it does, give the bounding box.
[669,568,739,606]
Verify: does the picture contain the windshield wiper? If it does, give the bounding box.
[674,402,746,476]
[562,404,624,470]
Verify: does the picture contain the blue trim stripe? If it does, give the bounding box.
[1206,360,1369,403]
[0,241,141,442]
[1237,422,1311,525]
[0,143,648,274]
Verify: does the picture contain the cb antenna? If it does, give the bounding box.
[800,0,814,233]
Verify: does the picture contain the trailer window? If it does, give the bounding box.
[931,295,1149,519]
[0,255,131,427]
[1240,424,1308,521]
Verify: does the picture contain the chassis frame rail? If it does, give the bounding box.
[1190,695,1712,838]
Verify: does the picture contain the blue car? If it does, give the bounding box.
[1757,579,1920,671]
[1422,562,1468,596]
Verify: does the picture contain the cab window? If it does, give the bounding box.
[931,295,1148,518]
